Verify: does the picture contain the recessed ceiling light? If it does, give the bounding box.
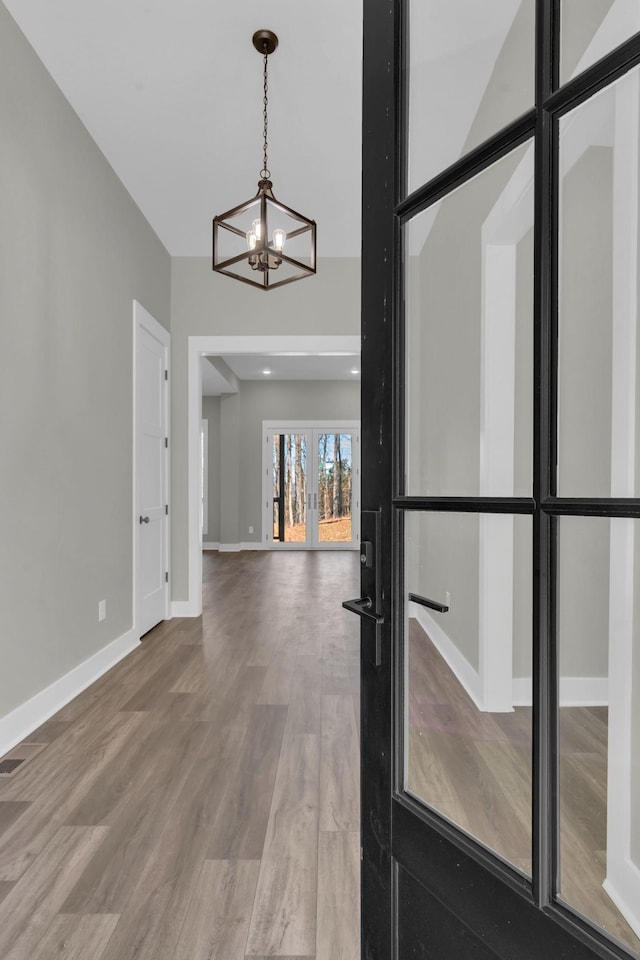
[262,369,272,375]
[350,368,360,375]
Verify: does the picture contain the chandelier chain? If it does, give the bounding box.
[261,48,270,179]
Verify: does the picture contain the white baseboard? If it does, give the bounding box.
[604,860,640,939]
[203,542,265,552]
[0,627,139,757]
[410,605,483,710]
[215,542,356,553]
[511,679,532,706]
[170,599,201,618]
[216,542,267,552]
[412,609,608,712]
[512,676,608,707]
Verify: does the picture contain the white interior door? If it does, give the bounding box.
[134,302,169,637]
[263,420,360,549]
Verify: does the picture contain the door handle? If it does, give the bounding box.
[342,596,384,624]
[342,596,384,666]
[408,592,449,613]
[139,515,150,524]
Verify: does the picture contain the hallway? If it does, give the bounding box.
[0,551,361,959]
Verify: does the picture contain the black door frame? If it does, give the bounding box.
[361,1,640,957]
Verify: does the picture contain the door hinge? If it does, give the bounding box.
[165,504,169,516]
[165,571,169,583]
[164,369,168,381]
[165,437,168,448]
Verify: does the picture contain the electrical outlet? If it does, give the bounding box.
[248,525,254,534]
[98,600,106,622]
[445,591,451,608]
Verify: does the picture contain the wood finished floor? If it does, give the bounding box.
[0,550,361,960]
[408,619,640,955]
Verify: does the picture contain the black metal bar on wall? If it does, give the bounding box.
[393,497,535,514]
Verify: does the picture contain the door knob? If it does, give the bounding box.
[139,515,150,524]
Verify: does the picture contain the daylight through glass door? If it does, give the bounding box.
[264,423,360,549]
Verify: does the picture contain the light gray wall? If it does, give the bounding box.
[558,147,613,497]
[201,397,220,543]
[557,518,610,681]
[220,394,241,545]
[414,513,481,672]
[462,0,535,159]
[552,149,615,682]
[633,525,640,863]
[513,227,534,679]
[0,4,171,719]
[408,145,529,499]
[635,212,640,863]
[237,380,360,544]
[560,0,616,83]
[170,257,361,596]
[409,145,532,675]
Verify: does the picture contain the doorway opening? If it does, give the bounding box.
[185,335,361,617]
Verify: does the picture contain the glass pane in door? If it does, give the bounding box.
[405,141,534,497]
[557,66,640,498]
[404,510,533,875]
[407,0,534,193]
[271,433,307,542]
[557,516,640,955]
[317,433,353,543]
[560,1,640,86]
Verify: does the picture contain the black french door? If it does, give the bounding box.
[358,2,640,958]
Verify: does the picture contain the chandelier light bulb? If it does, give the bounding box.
[252,218,263,242]
[246,230,257,250]
[272,228,286,252]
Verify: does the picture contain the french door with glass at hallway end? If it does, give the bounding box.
[353,1,640,959]
[262,421,360,549]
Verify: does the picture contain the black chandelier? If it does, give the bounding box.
[212,30,316,291]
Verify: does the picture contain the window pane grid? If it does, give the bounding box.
[398,2,640,954]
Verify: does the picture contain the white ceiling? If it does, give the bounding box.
[224,353,360,381]
[3,1,535,264]
[201,353,361,396]
[3,0,363,257]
